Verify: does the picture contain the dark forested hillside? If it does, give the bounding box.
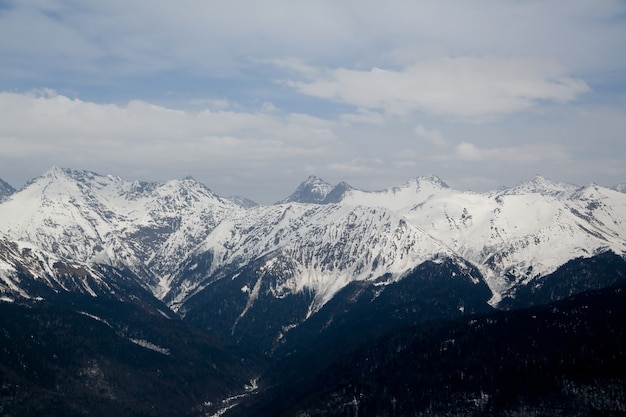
[499,250,626,309]
[0,295,258,417]
[232,282,626,417]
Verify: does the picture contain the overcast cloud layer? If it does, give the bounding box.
[1,0,625,202]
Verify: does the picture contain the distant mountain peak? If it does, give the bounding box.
[43,166,92,178]
[281,176,357,204]
[412,175,449,188]
[280,175,335,204]
[301,175,331,190]
[41,165,70,180]
[506,175,578,196]
[304,174,324,183]
[382,175,449,197]
[322,181,355,204]
[39,166,111,187]
[170,176,212,191]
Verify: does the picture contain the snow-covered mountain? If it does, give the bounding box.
[311,175,626,303]
[168,202,456,312]
[0,167,243,300]
[280,175,354,205]
[0,167,625,318]
[0,238,110,300]
[280,175,334,204]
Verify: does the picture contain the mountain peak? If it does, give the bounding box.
[40,166,111,186]
[280,175,335,204]
[176,175,210,191]
[281,176,356,204]
[322,181,355,204]
[385,175,449,195]
[506,175,578,197]
[413,175,449,189]
[25,166,89,196]
[304,174,325,183]
[43,165,70,178]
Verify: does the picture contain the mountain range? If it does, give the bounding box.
[0,167,625,416]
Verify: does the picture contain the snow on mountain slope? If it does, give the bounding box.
[331,175,626,302]
[280,175,335,204]
[339,175,450,211]
[0,167,242,297]
[280,176,356,205]
[0,238,113,300]
[167,202,456,312]
[0,167,129,264]
[501,175,579,197]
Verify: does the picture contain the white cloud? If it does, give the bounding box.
[327,157,385,174]
[436,142,572,164]
[280,57,590,121]
[340,109,387,126]
[0,90,337,145]
[3,1,624,81]
[0,90,342,200]
[414,125,447,147]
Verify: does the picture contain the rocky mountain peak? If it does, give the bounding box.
[280,175,335,204]
[413,174,449,189]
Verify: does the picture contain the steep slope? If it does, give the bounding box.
[0,237,180,321]
[499,250,626,309]
[0,238,116,301]
[324,175,626,303]
[281,176,354,204]
[179,202,488,352]
[0,167,242,297]
[173,202,464,313]
[280,175,336,204]
[204,203,454,302]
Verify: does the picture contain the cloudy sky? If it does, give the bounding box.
[1,0,625,203]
